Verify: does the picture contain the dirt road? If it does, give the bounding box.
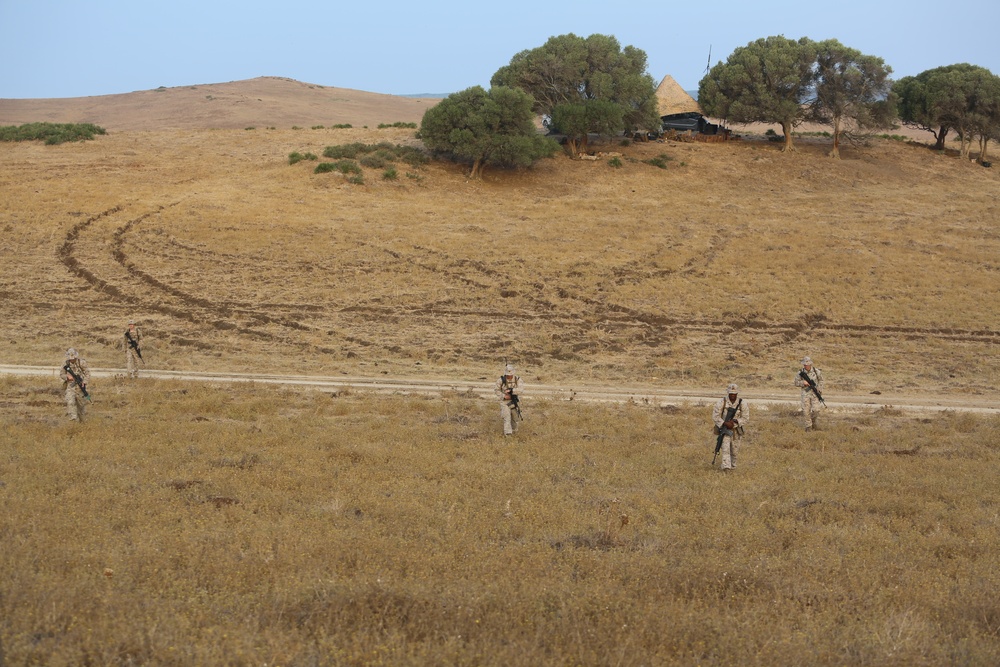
[3,364,997,414]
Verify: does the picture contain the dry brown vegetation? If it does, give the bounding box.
[2,375,1000,665]
[2,78,1000,665]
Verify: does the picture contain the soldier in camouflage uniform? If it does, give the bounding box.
[795,356,824,431]
[494,364,523,436]
[120,319,143,379]
[712,383,748,471]
[61,347,91,422]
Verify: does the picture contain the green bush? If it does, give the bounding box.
[314,160,361,175]
[322,142,429,167]
[383,167,398,180]
[330,123,353,129]
[288,151,318,165]
[398,146,429,166]
[378,121,418,129]
[643,154,671,169]
[323,143,369,159]
[0,122,107,145]
[359,154,387,169]
[608,157,623,168]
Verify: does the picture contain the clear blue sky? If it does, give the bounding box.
[2,0,997,99]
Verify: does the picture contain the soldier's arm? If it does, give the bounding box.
[711,400,724,427]
[736,401,749,427]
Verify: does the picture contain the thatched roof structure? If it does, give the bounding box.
[655,75,702,117]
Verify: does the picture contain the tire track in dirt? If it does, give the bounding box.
[58,205,361,354]
[354,238,1000,346]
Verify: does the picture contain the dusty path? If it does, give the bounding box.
[3,364,997,414]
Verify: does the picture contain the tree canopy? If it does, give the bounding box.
[491,33,660,155]
[418,86,558,179]
[699,36,896,157]
[697,36,815,152]
[894,64,1000,160]
[809,39,896,158]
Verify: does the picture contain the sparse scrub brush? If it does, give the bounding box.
[359,154,387,169]
[0,122,107,144]
[643,154,671,169]
[288,151,318,165]
[314,160,361,175]
[323,143,368,159]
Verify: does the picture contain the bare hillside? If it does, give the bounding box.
[2,113,997,400]
[0,76,439,131]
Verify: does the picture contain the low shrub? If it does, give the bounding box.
[314,160,361,175]
[323,143,369,160]
[0,122,107,145]
[359,154,387,169]
[643,154,671,169]
[288,152,318,165]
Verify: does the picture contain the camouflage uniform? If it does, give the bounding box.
[795,356,824,430]
[121,320,143,379]
[494,364,523,436]
[61,348,91,422]
[712,383,748,471]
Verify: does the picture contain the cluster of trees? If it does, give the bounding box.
[420,34,659,177]
[894,64,1000,162]
[420,33,999,176]
[698,36,896,157]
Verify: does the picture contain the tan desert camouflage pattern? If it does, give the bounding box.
[795,365,824,429]
[121,325,143,378]
[494,373,523,436]
[62,356,91,421]
[712,394,749,471]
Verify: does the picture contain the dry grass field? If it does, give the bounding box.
[2,376,1000,666]
[2,78,1000,665]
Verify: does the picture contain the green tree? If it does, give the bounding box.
[971,74,1000,164]
[894,65,967,149]
[809,39,896,158]
[698,36,815,152]
[418,86,558,179]
[491,33,660,154]
[894,64,1000,157]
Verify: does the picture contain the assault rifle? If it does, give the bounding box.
[63,363,92,402]
[713,401,740,465]
[500,375,523,420]
[125,330,144,364]
[798,369,825,405]
[509,392,523,420]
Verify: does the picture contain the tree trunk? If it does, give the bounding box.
[828,117,842,159]
[933,126,949,150]
[978,136,990,164]
[781,121,794,152]
[564,138,579,157]
[469,158,483,179]
[959,131,972,159]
